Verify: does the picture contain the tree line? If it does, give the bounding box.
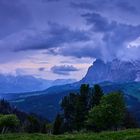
[0,84,138,134]
[0,99,49,134]
[53,84,138,134]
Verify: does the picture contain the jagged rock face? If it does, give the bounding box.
[81,59,140,84]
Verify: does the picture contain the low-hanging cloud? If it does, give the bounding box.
[38,67,46,72]
[51,65,79,75]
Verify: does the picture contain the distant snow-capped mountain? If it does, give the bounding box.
[80,59,140,84]
[0,74,76,93]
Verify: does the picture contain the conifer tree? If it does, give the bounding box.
[53,114,63,135]
[91,84,103,107]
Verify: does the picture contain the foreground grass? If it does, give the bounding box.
[0,129,140,140]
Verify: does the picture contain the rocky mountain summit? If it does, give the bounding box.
[81,59,140,84]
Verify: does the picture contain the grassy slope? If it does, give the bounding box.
[0,129,140,140]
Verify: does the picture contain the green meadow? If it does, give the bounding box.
[0,129,140,140]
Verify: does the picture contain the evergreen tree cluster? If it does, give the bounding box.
[60,84,103,132]
[53,84,138,134]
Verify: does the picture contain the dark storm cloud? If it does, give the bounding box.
[0,0,31,39]
[42,0,61,2]
[48,43,102,58]
[14,22,89,52]
[38,67,46,71]
[48,12,140,60]
[71,0,139,15]
[82,13,115,32]
[117,1,138,14]
[51,65,79,75]
[82,12,140,60]
[0,0,140,65]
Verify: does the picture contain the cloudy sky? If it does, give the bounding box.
[0,0,140,80]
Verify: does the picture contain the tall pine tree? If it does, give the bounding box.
[53,114,63,135]
[91,84,103,107]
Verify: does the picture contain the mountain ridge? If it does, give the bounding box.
[80,59,140,84]
[0,74,76,93]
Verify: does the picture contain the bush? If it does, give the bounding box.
[0,114,20,134]
[87,92,125,131]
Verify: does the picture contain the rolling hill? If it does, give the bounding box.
[11,81,140,121]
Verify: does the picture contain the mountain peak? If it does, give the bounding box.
[93,59,105,64]
[81,59,140,84]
